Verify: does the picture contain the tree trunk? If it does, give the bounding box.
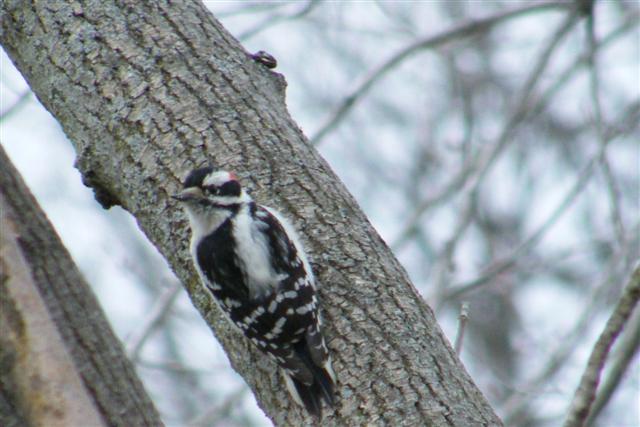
[0,146,162,426]
[1,1,503,425]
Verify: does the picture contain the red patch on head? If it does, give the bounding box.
[228,171,238,181]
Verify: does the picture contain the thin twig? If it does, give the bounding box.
[525,11,639,134]
[125,280,182,361]
[444,139,605,301]
[187,386,248,427]
[502,265,618,424]
[585,9,629,269]
[391,8,580,252]
[310,0,571,146]
[214,2,288,19]
[136,359,219,375]
[0,90,30,121]
[433,195,476,308]
[238,0,320,41]
[586,307,640,426]
[563,263,640,427]
[391,160,476,251]
[464,9,580,193]
[443,93,639,302]
[454,302,470,355]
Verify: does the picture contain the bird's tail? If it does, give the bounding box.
[283,364,335,417]
[283,341,335,417]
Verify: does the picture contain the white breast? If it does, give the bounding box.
[233,205,282,297]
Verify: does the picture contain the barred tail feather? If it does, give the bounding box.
[283,341,336,416]
[284,374,322,416]
[283,368,334,417]
[313,359,335,407]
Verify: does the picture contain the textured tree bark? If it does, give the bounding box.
[1,1,503,425]
[0,146,162,426]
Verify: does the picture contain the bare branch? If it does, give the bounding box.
[563,263,640,427]
[0,144,161,425]
[432,196,476,307]
[444,141,603,301]
[237,0,320,41]
[454,302,470,355]
[125,280,182,361]
[391,8,580,252]
[187,386,248,427]
[0,89,30,121]
[311,0,572,146]
[528,11,639,124]
[444,95,640,301]
[391,160,475,251]
[585,10,630,271]
[463,9,580,193]
[586,307,640,425]
[502,269,616,424]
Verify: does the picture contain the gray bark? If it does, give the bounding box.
[1,1,503,425]
[0,146,162,426]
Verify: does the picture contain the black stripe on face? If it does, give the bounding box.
[203,180,241,198]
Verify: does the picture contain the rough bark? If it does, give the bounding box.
[0,146,162,426]
[1,1,503,425]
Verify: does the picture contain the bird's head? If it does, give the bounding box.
[173,168,252,236]
[173,167,251,205]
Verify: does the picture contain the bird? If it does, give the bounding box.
[173,167,335,416]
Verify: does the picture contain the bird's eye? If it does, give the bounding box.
[204,185,218,195]
[203,182,240,197]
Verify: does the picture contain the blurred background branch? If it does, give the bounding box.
[564,264,640,427]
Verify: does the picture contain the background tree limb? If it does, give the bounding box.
[0,145,162,426]
[563,264,640,427]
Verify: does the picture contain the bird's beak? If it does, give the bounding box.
[172,187,201,202]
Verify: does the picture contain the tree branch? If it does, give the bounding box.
[125,280,182,362]
[586,307,640,426]
[1,1,501,425]
[391,7,580,253]
[563,264,640,427]
[0,145,162,426]
[310,0,571,146]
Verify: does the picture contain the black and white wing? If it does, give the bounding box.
[251,204,335,415]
